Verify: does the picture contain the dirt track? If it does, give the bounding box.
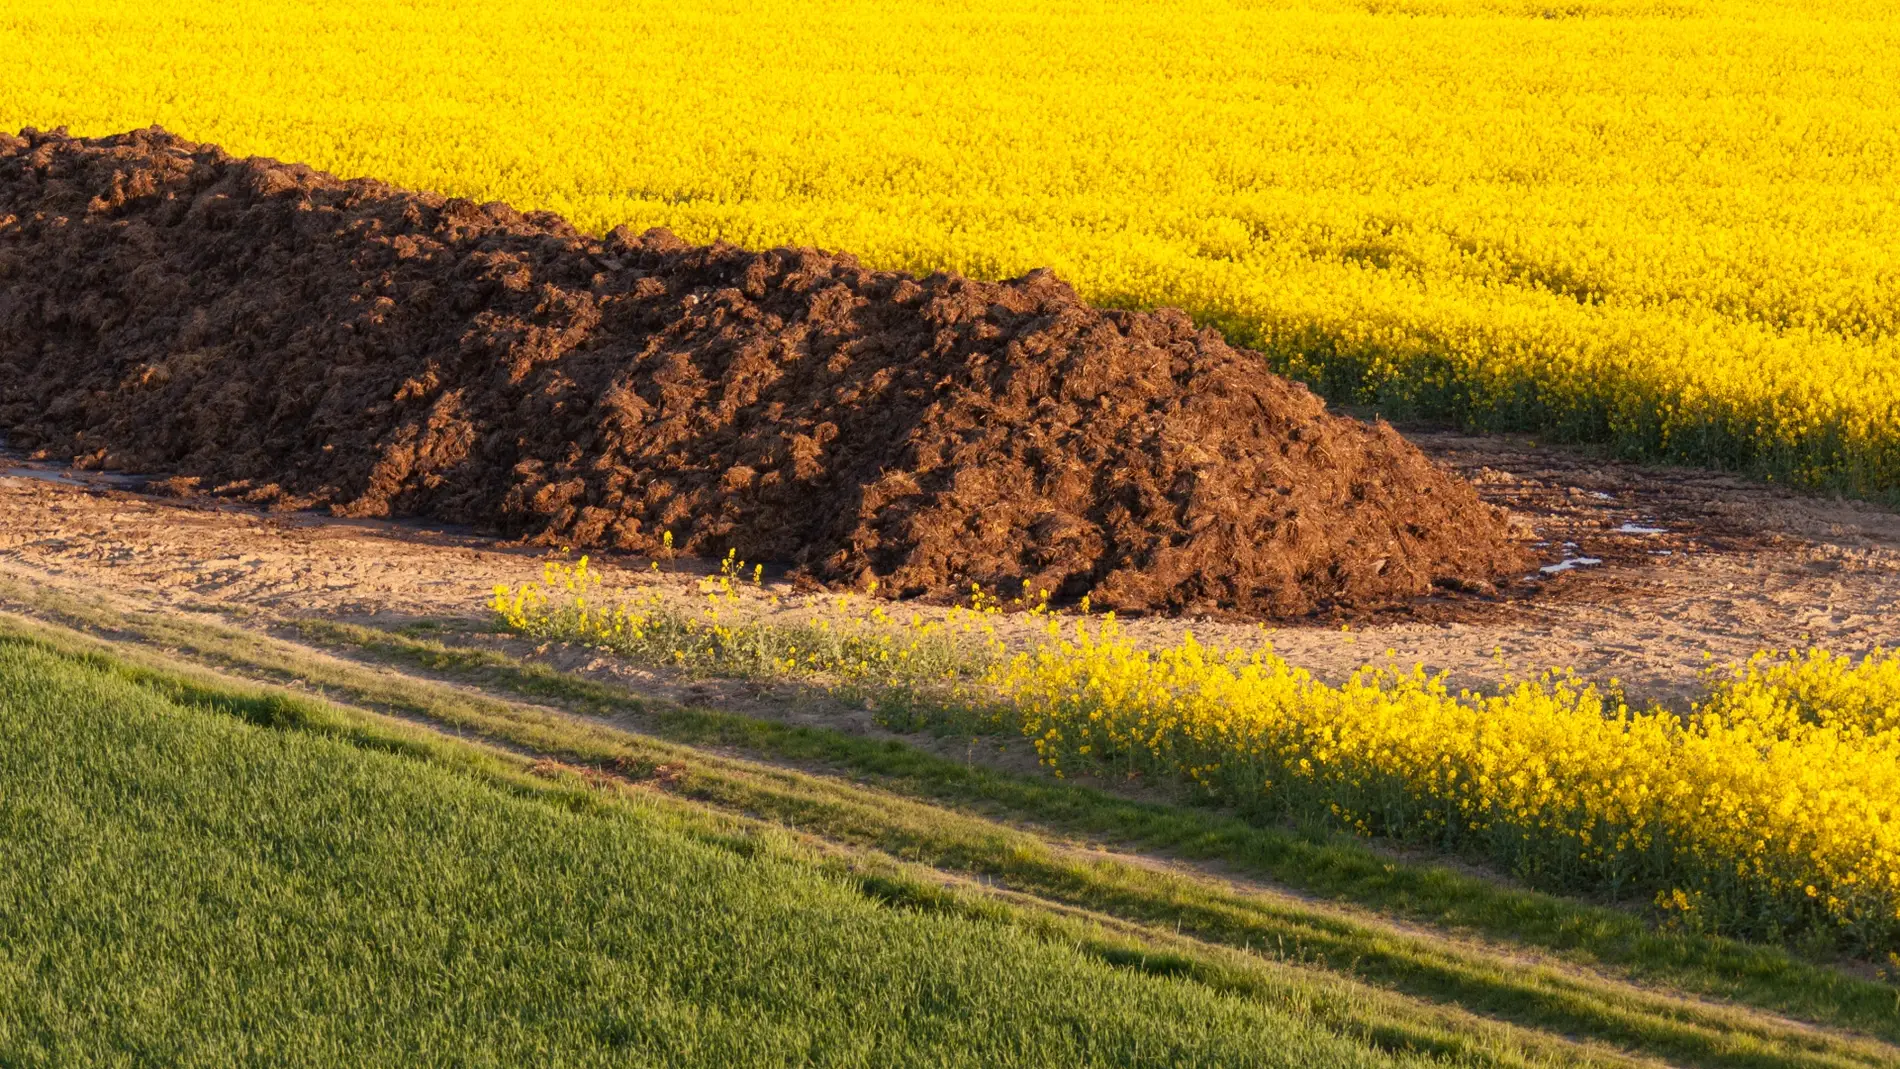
[5,429,1894,708]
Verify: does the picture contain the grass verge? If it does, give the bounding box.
[0,628,1453,1068]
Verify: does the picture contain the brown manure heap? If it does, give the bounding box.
[0,127,1523,615]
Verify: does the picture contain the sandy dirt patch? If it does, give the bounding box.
[4,428,1894,707]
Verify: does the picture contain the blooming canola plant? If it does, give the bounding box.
[5,0,1899,493]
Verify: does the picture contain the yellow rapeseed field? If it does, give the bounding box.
[6,0,1900,492]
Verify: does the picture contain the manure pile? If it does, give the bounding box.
[0,128,1522,615]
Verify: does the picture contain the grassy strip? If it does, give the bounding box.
[0,614,1646,1069]
[1,631,1460,1069]
[296,620,1900,1046]
[0,586,1890,1069]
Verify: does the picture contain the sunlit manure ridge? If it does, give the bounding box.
[495,557,1900,958]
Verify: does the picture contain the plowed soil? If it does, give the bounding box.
[0,127,1522,615]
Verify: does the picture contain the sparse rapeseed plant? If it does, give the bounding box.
[493,558,1900,953]
[491,555,1007,720]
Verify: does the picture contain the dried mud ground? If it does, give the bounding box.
[2,428,1897,711]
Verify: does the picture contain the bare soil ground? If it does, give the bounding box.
[5,426,1894,708]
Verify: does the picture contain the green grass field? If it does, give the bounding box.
[0,635,1432,1068]
[2,581,1897,1068]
